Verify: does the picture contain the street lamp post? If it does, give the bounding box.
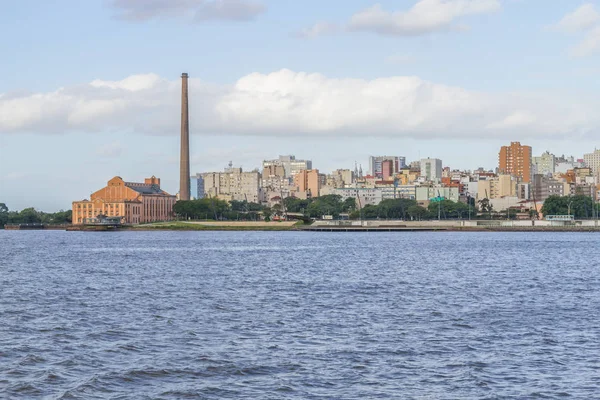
[568,200,573,219]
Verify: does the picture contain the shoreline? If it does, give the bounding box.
[4,221,600,232]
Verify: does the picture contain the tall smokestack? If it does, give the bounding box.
[179,72,190,200]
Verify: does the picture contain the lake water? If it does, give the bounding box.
[1,230,600,399]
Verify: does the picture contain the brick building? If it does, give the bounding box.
[72,176,176,225]
[499,142,532,183]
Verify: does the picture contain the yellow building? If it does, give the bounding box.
[72,176,176,225]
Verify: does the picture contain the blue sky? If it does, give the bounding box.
[1,0,599,211]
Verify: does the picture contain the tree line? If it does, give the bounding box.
[172,195,482,221]
[0,203,72,228]
[541,195,599,219]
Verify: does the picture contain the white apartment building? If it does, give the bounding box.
[532,151,555,176]
[415,186,460,202]
[419,158,443,182]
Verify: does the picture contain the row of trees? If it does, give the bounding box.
[172,198,266,221]
[541,195,599,219]
[350,198,478,220]
[0,203,72,228]
[172,196,482,221]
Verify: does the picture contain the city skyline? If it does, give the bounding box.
[1,0,600,211]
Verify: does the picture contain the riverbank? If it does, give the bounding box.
[3,219,600,232]
[126,220,300,231]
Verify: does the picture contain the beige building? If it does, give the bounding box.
[294,169,320,198]
[201,166,261,203]
[72,176,176,225]
[262,155,312,178]
[477,175,517,200]
[262,164,285,179]
[583,149,600,177]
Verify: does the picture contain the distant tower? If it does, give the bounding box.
[179,73,191,200]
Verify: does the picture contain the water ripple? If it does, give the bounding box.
[1,230,599,398]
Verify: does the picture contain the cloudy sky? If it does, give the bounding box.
[1,0,599,211]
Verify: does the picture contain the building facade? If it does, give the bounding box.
[368,156,406,178]
[477,175,517,200]
[262,155,312,178]
[415,186,460,202]
[532,151,555,176]
[200,167,261,203]
[72,176,176,225]
[293,169,320,198]
[499,142,532,183]
[584,149,600,178]
[420,158,443,182]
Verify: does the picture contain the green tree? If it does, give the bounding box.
[283,197,310,213]
[378,198,417,219]
[0,203,8,228]
[478,198,493,217]
[342,197,357,212]
[541,195,595,219]
[17,208,42,224]
[407,205,429,220]
[262,207,272,221]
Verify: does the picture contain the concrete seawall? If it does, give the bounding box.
[305,220,600,231]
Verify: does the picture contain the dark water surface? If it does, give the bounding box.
[1,231,600,399]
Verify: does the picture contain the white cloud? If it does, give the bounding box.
[553,4,600,57]
[0,70,597,140]
[109,0,265,22]
[195,0,265,21]
[486,111,536,129]
[294,22,339,39]
[571,25,600,56]
[348,0,501,36]
[554,3,600,33]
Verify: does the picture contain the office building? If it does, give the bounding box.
[368,156,406,178]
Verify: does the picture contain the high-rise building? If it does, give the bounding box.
[262,155,312,178]
[584,149,600,177]
[381,160,394,180]
[293,169,320,198]
[191,173,205,199]
[368,156,406,178]
[532,151,555,176]
[419,158,443,182]
[499,142,532,183]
